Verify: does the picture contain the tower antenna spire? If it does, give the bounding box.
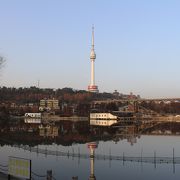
[92,25,94,50]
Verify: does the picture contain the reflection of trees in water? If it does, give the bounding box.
[142,122,180,135]
[0,121,91,146]
[1,122,180,146]
[0,124,137,146]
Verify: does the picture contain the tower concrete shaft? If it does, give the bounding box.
[91,60,95,86]
[89,148,96,180]
[88,142,97,180]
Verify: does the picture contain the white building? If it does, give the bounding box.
[90,113,118,126]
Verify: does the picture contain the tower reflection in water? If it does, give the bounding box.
[87,142,98,180]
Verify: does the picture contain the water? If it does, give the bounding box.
[1,122,180,179]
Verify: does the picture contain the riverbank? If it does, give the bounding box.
[42,115,88,122]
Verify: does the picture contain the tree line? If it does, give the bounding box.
[140,101,180,114]
[0,86,115,104]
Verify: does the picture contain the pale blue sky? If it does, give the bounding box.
[0,0,180,98]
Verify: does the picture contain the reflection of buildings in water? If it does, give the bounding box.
[113,134,138,146]
[87,142,98,180]
[90,125,140,146]
[39,125,58,138]
[90,126,117,136]
[58,121,89,134]
[90,113,118,126]
[24,118,41,124]
[6,120,180,147]
[112,125,139,145]
[127,135,137,146]
[38,120,89,138]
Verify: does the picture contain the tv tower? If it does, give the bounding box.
[88,26,99,93]
[87,142,98,180]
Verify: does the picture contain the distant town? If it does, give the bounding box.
[0,86,180,123]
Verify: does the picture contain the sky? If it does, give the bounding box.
[0,0,180,98]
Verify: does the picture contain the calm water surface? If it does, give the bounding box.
[1,122,180,180]
[0,135,180,180]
